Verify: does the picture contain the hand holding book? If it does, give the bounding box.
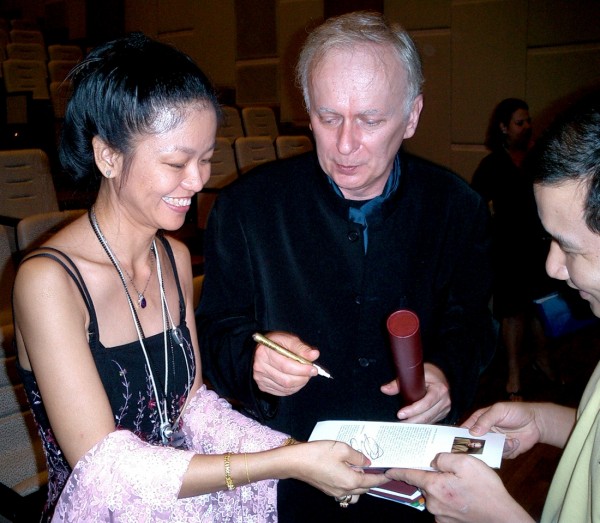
[309,420,505,511]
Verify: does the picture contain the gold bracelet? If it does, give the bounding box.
[282,437,298,446]
[224,452,235,490]
[244,453,251,484]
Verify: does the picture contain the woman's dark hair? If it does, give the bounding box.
[59,32,220,183]
[528,91,600,233]
[485,98,529,151]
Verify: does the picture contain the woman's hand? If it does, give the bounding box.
[285,441,388,500]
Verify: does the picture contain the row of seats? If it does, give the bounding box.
[0,28,46,49]
[1,44,82,117]
[0,17,41,32]
[208,134,313,189]
[199,133,313,230]
[1,42,83,63]
[212,103,313,178]
[219,105,279,143]
[0,46,81,154]
[0,149,59,235]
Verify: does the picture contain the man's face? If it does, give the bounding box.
[307,44,422,201]
[535,180,600,317]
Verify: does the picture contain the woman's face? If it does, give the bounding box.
[113,105,218,231]
[502,108,532,150]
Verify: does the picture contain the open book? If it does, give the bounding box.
[309,420,505,511]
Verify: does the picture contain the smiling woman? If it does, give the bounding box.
[11,32,387,522]
[89,105,217,231]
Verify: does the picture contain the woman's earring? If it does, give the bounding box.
[105,170,112,178]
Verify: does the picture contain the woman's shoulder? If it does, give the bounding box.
[16,217,99,296]
[16,246,83,294]
[13,249,89,330]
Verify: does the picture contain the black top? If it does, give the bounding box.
[17,236,195,521]
[198,150,496,429]
[472,149,551,314]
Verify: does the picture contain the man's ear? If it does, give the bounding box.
[92,136,119,178]
[402,94,423,140]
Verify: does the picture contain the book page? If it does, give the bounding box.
[309,420,505,470]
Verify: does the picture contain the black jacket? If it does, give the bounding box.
[196,150,496,435]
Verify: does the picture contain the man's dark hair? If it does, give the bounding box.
[529,91,600,233]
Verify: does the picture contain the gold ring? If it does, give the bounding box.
[334,494,352,508]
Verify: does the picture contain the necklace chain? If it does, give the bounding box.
[124,249,155,309]
[89,207,155,309]
[89,208,142,329]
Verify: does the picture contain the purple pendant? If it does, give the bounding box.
[138,294,147,308]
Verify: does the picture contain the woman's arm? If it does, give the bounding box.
[14,256,117,467]
[181,439,386,499]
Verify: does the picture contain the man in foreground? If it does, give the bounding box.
[387,92,600,522]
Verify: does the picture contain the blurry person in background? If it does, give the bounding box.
[472,98,552,401]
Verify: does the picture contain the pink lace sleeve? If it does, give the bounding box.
[52,430,195,522]
[51,387,288,522]
[181,385,289,452]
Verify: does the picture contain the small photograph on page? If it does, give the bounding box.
[451,437,485,455]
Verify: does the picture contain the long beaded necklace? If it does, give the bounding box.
[88,207,191,445]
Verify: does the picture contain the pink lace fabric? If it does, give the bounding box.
[52,386,288,522]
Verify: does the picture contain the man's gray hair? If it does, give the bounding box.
[296,11,424,115]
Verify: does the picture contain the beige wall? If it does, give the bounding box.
[387,0,600,181]
[125,0,237,89]
[133,0,599,182]
[278,0,323,123]
[48,0,600,181]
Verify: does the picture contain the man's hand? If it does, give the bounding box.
[253,331,319,396]
[461,401,576,458]
[385,453,534,523]
[380,363,451,423]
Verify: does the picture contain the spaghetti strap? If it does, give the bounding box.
[156,234,187,319]
[19,247,99,340]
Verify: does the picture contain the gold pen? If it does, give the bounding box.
[252,332,333,379]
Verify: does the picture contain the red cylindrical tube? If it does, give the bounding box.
[386,309,426,405]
